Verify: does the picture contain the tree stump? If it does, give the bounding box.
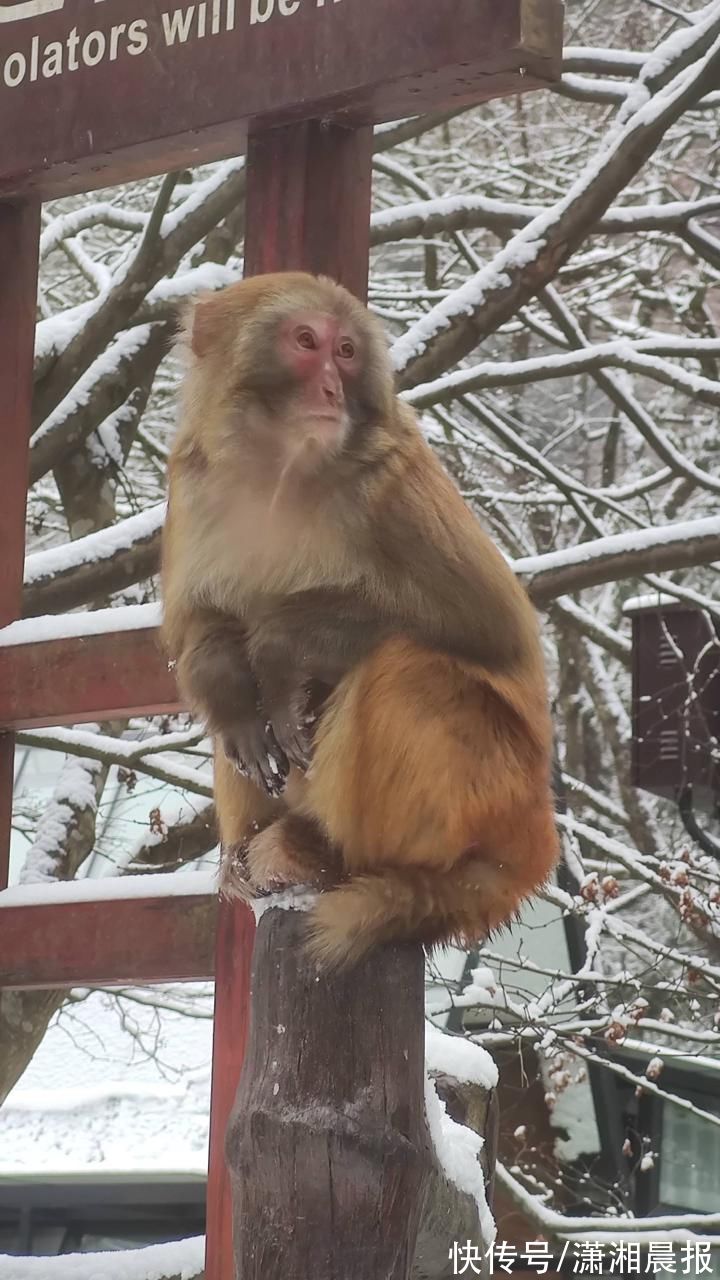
[227,905,434,1280]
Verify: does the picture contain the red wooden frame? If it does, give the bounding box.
[0,4,562,1274]
[0,892,218,990]
[0,625,179,728]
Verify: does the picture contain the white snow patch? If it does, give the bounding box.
[20,754,104,883]
[0,987,214,1179]
[0,1236,204,1279]
[623,592,677,613]
[425,1076,496,1247]
[0,868,216,909]
[425,1023,498,1091]
[251,886,317,921]
[0,603,161,648]
[146,262,235,307]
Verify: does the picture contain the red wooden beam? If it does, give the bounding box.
[0,199,41,886]
[0,625,180,729]
[0,891,219,990]
[244,120,373,301]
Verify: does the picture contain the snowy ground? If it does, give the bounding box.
[0,987,213,1179]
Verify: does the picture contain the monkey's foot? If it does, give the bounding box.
[245,824,312,892]
[218,843,254,903]
[245,814,343,893]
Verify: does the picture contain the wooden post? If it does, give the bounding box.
[0,201,40,888]
[244,120,374,301]
[227,910,433,1279]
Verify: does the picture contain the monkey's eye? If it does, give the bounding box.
[296,329,317,351]
[338,340,355,359]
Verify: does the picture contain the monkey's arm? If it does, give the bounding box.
[174,609,291,797]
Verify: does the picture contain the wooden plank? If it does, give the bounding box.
[0,199,41,885]
[0,627,181,728]
[205,899,255,1280]
[0,0,563,199]
[0,894,218,990]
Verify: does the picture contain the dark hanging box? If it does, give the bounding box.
[625,595,720,812]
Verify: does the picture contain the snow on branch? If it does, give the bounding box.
[17,724,211,799]
[30,323,171,483]
[18,754,104,886]
[33,160,247,430]
[562,46,645,76]
[371,193,720,244]
[17,724,212,799]
[23,504,165,617]
[40,203,149,260]
[392,15,720,385]
[496,1161,720,1243]
[405,338,720,408]
[517,516,720,604]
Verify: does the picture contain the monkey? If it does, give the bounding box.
[161,271,559,968]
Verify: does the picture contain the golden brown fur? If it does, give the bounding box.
[161,272,559,967]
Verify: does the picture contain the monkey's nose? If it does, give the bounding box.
[322,368,344,406]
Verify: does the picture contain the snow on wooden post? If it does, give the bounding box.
[227,907,433,1279]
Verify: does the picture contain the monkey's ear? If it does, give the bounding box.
[189,296,224,359]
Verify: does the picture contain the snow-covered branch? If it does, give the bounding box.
[392,13,720,384]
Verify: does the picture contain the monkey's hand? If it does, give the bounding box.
[177,611,292,798]
[220,716,290,799]
[244,653,314,773]
[249,588,393,770]
[261,689,314,775]
[248,588,392,769]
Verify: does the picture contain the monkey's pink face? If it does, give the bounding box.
[278,309,360,447]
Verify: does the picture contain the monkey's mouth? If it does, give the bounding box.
[304,414,349,447]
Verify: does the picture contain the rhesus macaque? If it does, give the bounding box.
[162,272,559,967]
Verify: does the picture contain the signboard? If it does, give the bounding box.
[0,0,562,197]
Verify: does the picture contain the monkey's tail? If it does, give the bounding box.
[305,860,505,970]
